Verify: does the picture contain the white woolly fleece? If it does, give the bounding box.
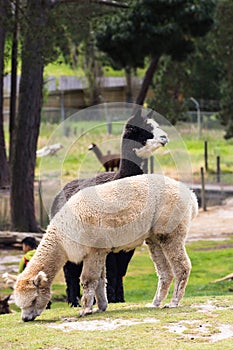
[50,174,198,249]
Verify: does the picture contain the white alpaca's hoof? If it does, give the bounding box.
[93,308,104,314]
[145,303,159,308]
[163,303,177,309]
[78,308,93,317]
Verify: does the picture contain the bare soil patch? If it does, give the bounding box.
[188,197,233,242]
[46,301,233,343]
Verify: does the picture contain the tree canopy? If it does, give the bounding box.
[95,0,215,104]
[215,0,233,139]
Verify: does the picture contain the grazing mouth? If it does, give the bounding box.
[22,315,36,322]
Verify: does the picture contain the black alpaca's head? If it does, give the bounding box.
[122,109,168,159]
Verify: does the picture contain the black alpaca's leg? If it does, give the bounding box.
[106,252,117,303]
[63,261,83,307]
[115,276,124,302]
[115,250,135,302]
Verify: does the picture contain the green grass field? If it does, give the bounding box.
[1,239,233,349]
[3,114,233,185]
[36,119,233,185]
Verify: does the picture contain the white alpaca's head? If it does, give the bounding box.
[14,271,51,322]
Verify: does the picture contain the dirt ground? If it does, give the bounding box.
[188,196,233,242]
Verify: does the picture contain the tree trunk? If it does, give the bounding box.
[0,0,10,188]
[136,56,159,106]
[10,1,50,232]
[125,67,133,103]
[9,0,19,163]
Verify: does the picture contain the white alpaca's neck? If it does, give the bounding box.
[22,225,67,284]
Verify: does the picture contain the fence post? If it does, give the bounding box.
[216,156,221,183]
[38,180,44,227]
[142,159,148,174]
[150,156,154,174]
[200,167,207,211]
[204,140,208,172]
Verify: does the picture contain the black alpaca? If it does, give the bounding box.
[88,143,120,172]
[50,109,168,306]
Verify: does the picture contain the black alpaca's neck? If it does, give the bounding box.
[114,159,143,179]
[114,139,144,179]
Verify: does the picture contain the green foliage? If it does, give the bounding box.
[95,0,215,71]
[184,33,221,103]
[148,56,188,124]
[148,7,221,124]
[215,0,233,139]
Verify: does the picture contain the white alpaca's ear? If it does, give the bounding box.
[33,271,48,288]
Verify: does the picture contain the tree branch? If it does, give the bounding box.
[136,56,160,106]
[49,0,128,8]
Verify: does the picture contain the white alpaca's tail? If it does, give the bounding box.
[191,191,199,220]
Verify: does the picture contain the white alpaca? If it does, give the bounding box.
[14,174,198,322]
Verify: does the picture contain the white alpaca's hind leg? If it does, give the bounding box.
[146,239,174,308]
[95,265,108,313]
[80,250,107,317]
[161,235,191,308]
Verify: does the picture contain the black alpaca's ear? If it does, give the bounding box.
[145,110,154,120]
[126,109,143,130]
[132,108,142,123]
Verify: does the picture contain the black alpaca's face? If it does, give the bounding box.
[124,113,168,159]
[135,118,168,158]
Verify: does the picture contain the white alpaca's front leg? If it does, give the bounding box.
[80,249,107,317]
[95,265,108,313]
[79,280,97,317]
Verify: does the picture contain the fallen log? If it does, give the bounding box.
[0,231,43,246]
[36,143,63,157]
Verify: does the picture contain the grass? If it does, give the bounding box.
[1,297,233,349]
[43,59,147,79]
[3,114,233,184]
[103,65,146,79]
[1,239,233,349]
[35,120,233,185]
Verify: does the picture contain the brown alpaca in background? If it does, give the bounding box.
[88,143,120,172]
